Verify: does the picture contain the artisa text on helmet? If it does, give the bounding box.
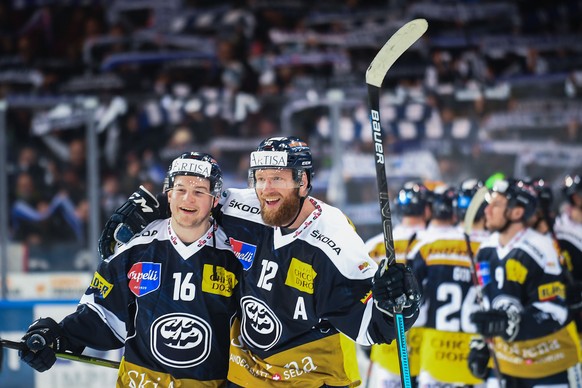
[170,159,212,177]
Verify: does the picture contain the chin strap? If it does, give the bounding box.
[281,196,307,229]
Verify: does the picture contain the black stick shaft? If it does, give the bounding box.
[0,338,120,369]
[367,83,412,388]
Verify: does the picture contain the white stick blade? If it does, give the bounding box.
[366,19,428,87]
[463,186,489,235]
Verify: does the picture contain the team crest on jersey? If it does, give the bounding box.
[151,312,211,368]
[128,262,161,297]
[240,296,282,350]
[229,238,257,270]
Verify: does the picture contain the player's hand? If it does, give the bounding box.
[98,185,166,259]
[372,261,421,318]
[19,318,67,372]
[470,309,520,341]
[468,337,490,379]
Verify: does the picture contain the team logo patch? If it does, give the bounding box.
[240,296,282,350]
[128,262,161,297]
[151,312,211,368]
[229,238,257,270]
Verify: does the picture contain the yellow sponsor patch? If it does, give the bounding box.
[360,290,372,304]
[90,272,113,298]
[538,281,566,301]
[285,258,317,294]
[505,258,528,284]
[202,264,238,297]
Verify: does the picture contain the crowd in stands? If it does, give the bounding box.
[1,0,581,270]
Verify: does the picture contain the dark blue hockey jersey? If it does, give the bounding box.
[61,219,241,387]
[218,188,417,387]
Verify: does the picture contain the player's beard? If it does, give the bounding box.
[259,188,302,227]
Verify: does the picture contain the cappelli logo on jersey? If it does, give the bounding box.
[151,312,211,368]
[128,262,161,297]
[240,296,282,350]
[169,159,211,177]
[250,151,287,167]
[229,238,257,270]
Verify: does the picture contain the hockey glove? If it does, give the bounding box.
[468,337,490,379]
[372,261,421,318]
[98,185,166,259]
[19,318,76,372]
[470,309,520,341]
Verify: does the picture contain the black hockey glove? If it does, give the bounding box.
[98,185,167,259]
[470,309,520,341]
[372,261,421,318]
[468,337,490,379]
[19,318,77,372]
[566,280,582,311]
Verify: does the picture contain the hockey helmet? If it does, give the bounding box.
[167,152,223,197]
[526,177,553,211]
[431,185,457,220]
[490,178,537,221]
[249,136,314,190]
[396,181,431,216]
[563,174,582,204]
[456,178,485,221]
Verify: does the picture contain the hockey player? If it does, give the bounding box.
[468,178,581,386]
[555,175,582,298]
[407,185,485,386]
[19,152,241,387]
[364,180,432,387]
[97,136,422,387]
[554,174,582,339]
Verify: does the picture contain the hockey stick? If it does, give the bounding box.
[462,187,504,385]
[366,18,428,388]
[0,337,120,369]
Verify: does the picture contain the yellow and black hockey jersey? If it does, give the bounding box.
[61,219,241,387]
[218,188,417,387]
[409,224,484,385]
[476,228,580,378]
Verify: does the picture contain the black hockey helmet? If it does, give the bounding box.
[562,174,582,205]
[526,177,553,211]
[456,178,485,221]
[249,136,314,191]
[167,152,223,197]
[431,185,457,220]
[396,181,431,216]
[490,178,537,221]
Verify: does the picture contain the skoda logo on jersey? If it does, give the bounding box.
[128,262,161,297]
[229,238,257,270]
[151,312,212,368]
[240,296,282,350]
